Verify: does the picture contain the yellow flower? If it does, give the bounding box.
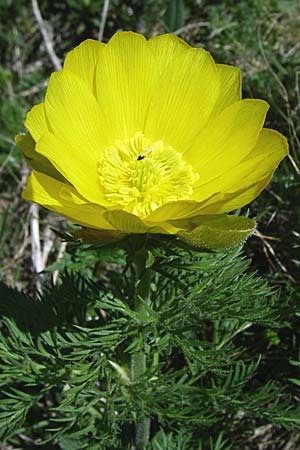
[16,32,288,248]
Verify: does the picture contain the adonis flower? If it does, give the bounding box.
[16,32,288,248]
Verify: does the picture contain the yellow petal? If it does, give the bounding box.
[103,210,151,234]
[94,31,159,140]
[22,171,113,229]
[45,70,113,161]
[16,133,37,159]
[144,199,216,222]
[42,69,116,205]
[36,130,110,206]
[197,175,273,215]
[15,133,64,182]
[178,215,256,249]
[186,99,269,180]
[25,102,47,142]
[192,128,288,213]
[145,44,219,151]
[63,39,104,91]
[148,33,190,73]
[212,64,242,115]
[103,209,172,234]
[247,128,288,160]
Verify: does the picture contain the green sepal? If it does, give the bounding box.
[73,228,126,246]
[177,215,256,249]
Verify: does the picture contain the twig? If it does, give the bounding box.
[295,71,300,115]
[52,241,67,285]
[30,0,62,290]
[20,80,48,97]
[98,0,110,42]
[258,23,300,174]
[284,41,300,59]
[255,230,295,283]
[0,146,16,176]
[14,223,30,263]
[12,25,23,77]
[209,22,236,39]
[30,204,44,291]
[263,13,280,41]
[31,0,62,71]
[42,224,54,267]
[173,21,209,36]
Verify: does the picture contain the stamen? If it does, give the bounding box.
[98,132,198,218]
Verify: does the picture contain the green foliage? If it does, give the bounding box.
[45,244,125,279]
[0,0,300,448]
[0,244,299,448]
[164,0,186,32]
[148,429,231,450]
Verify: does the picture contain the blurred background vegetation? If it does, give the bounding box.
[0,0,300,448]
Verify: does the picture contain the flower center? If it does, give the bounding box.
[98,132,198,218]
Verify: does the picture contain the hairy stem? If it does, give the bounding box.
[131,252,152,449]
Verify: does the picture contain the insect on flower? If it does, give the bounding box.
[137,146,153,161]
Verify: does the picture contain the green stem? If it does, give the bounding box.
[131,252,152,449]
